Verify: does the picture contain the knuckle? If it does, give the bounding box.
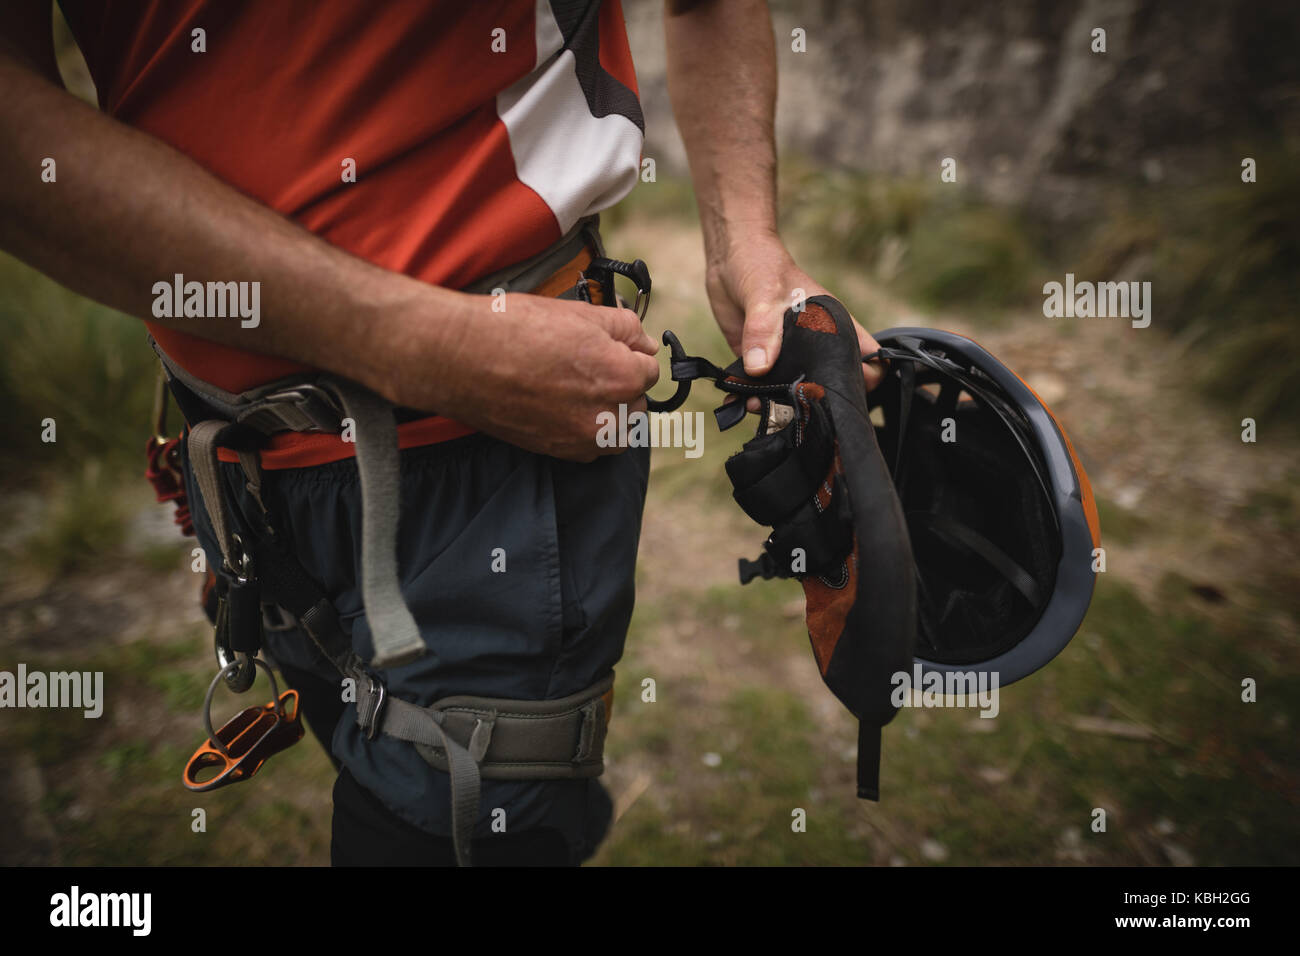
[615,368,650,401]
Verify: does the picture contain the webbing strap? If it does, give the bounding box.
[187,420,240,573]
[364,695,481,867]
[354,672,614,867]
[857,722,881,801]
[317,377,426,670]
[875,344,1056,521]
[893,358,916,485]
[250,536,363,678]
[910,511,1044,609]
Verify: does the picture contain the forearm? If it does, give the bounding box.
[663,2,880,381]
[0,53,468,404]
[664,0,779,264]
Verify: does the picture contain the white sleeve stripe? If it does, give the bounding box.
[534,0,565,68]
[496,1,642,234]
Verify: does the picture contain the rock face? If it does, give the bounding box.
[627,0,1299,219]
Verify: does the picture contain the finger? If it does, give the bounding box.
[593,306,658,355]
[721,393,762,414]
[863,356,885,392]
[854,322,884,390]
[740,298,786,377]
[717,307,747,357]
[630,351,661,393]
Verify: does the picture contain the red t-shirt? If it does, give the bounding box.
[61,0,643,461]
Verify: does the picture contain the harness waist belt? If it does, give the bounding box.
[357,673,614,780]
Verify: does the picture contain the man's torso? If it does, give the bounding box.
[61,0,644,393]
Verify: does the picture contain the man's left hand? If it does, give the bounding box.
[705,230,884,395]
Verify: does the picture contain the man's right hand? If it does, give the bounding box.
[387,291,662,462]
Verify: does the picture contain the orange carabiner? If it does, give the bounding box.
[182,659,303,792]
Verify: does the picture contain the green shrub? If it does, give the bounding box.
[20,460,127,574]
[781,164,1040,312]
[0,253,158,474]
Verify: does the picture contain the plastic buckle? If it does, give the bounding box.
[240,384,343,434]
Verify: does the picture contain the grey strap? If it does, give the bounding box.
[357,673,613,778]
[441,732,482,869]
[353,672,614,866]
[298,598,366,680]
[414,674,613,779]
[187,420,241,573]
[318,377,426,670]
[367,692,481,866]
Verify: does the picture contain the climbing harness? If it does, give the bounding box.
[638,295,1099,799]
[152,215,637,866]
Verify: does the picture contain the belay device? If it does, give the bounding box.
[646,294,1100,799]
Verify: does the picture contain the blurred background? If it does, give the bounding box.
[1,0,1297,865]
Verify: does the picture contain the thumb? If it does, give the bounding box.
[740,298,788,377]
